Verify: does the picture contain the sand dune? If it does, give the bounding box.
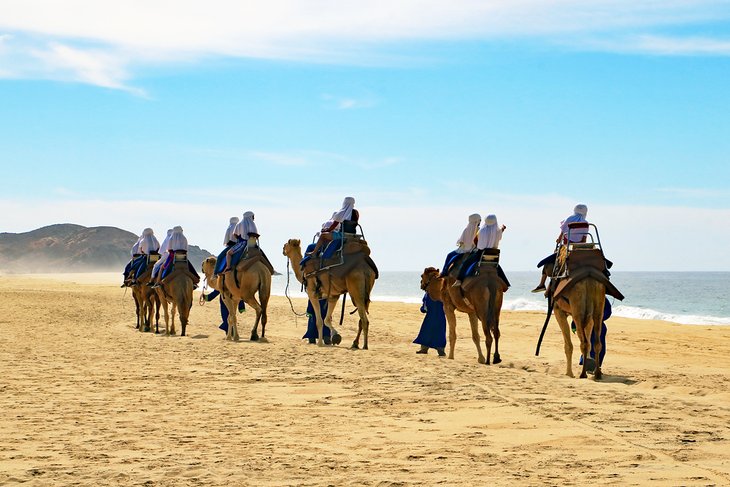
[1,274,729,486]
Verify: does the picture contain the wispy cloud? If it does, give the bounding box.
[248,151,309,167]
[322,93,377,110]
[1,1,729,90]
[583,34,730,56]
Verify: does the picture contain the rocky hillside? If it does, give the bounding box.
[0,224,213,273]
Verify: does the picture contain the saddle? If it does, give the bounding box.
[552,248,624,301]
[302,238,378,280]
[235,246,275,275]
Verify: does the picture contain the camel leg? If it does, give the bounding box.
[468,313,486,365]
[577,323,592,379]
[479,312,493,366]
[351,319,362,349]
[592,307,604,381]
[161,298,170,335]
[170,303,177,335]
[179,294,192,337]
[134,293,141,329]
[144,297,153,332]
[445,305,458,360]
[154,297,160,334]
[492,293,503,364]
[221,294,237,341]
[553,308,575,378]
[349,296,369,351]
[323,297,340,346]
[242,295,262,342]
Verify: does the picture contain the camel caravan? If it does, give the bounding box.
[120,200,623,380]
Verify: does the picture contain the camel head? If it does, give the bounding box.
[420,266,441,291]
[201,256,217,277]
[282,239,301,258]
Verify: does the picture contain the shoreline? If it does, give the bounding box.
[6,271,730,327]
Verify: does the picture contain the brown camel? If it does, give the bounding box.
[282,239,376,349]
[420,264,505,365]
[546,242,624,380]
[157,267,194,336]
[552,278,607,380]
[201,250,271,342]
[131,266,160,333]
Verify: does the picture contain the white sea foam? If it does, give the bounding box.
[612,305,730,326]
[268,272,730,326]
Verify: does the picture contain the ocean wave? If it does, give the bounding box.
[611,305,730,326]
[270,287,730,325]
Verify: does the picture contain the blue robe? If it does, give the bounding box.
[413,293,447,349]
[303,299,331,339]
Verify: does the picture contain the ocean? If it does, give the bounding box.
[270,271,730,326]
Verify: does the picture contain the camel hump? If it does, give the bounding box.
[343,238,370,256]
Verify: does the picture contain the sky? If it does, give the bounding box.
[1,1,729,272]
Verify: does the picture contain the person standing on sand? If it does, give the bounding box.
[413,291,447,356]
[302,299,331,344]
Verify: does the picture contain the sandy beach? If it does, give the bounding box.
[1,274,729,486]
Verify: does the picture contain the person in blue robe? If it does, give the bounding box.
[303,299,332,344]
[572,298,612,370]
[413,292,446,356]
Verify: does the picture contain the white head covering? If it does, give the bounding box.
[139,228,160,254]
[456,213,481,253]
[561,204,589,242]
[234,211,258,239]
[168,226,188,252]
[477,214,502,250]
[224,217,239,245]
[332,197,355,223]
[130,234,143,256]
[158,228,173,254]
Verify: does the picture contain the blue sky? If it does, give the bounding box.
[1,1,730,271]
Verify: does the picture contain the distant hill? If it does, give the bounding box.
[0,224,213,273]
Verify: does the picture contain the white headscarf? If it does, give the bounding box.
[130,234,143,256]
[332,197,355,223]
[224,217,239,245]
[234,211,258,239]
[477,214,502,250]
[168,226,188,252]
[456,213,481,253]
[158,228,173,254]
[139,228,160,254]
[561,204,589,242]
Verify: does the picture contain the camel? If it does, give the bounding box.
[282,239,376,349]
[420,263,505,365]
[551,279,606,379]
[156,266,194,337]
[201,248,271,342]
[131,266,160,333]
